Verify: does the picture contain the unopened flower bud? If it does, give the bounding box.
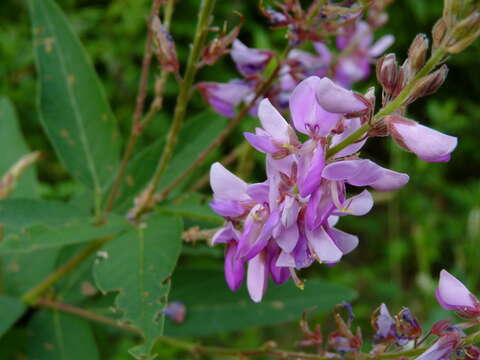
[376,53,398,94]
[432,19,448,49]
[443,0,462,27]
[447,12,480,53]
[151,16,179,73]
[406,64,448,104]
[408,34,429,72]
[393,59,413,97]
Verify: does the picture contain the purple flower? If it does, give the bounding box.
[197,80,252,118]
[209,77,413,302]
[163,301,187,323]
[335,21,394,88]
[388,115,458,162]
[373,303,396,344]
[415,333,462,360]
[244,99,299,158]
[212,223,245,291]
[230,39,274,77]
[435,270,480,318]
[209,162,252,217]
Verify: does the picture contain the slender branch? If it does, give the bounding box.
[326,47,447,158]
[129,0,217,220]
[37,298,141,334]
[156,48,290,202]
[102,0,174,217]
[21,233,121,305]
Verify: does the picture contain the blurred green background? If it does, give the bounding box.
[1,0,479,358]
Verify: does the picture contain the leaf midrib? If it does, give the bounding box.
[39,1,102,194]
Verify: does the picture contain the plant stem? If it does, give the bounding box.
[326,47,447,158]
[102,0,174,217]
[33,298,480,360]
[130,0,216,219]
[20,233,120,305]
[156,48,290,202]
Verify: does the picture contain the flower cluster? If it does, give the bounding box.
[198,17,394,117]
[296,271,480,359]
[209,77,413,302]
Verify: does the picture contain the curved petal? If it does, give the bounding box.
[370,168,409,191]
[298,143,326,197]
[197,81,251,117]
[258,98,291,142]
[276,250,296,267]
[231,39,273,76]
[225,242,245,291]
[390,117,458,162]
[281,196,300,228]
[246,182,269,203]
[247,252,269,302]
[212,223,240,245]
[336,190,373,216]
[322,160,364,181]
[210,199,246,217]
[306,226,343,263]
[328,228,359,254]
[210,162,249,201]
[436,270,478,311]
[276,223,299,253]
[315,77,367,113]
[244,132,278,153]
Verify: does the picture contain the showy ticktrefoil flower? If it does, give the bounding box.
[436,270,480,318]
[210,76,410,302]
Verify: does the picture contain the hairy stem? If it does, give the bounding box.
[21,233,121,305]
[102,0,174,217]
[326,47,447,158]
[130,0,216,219]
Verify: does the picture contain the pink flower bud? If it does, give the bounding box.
[387,115,457,162]
[435,270,480,318]
[408,34,429,72]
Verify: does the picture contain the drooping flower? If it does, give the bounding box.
[435,270,480,318]
[230,39,274,76]
[197,80,252,118]
[387,115,458,162]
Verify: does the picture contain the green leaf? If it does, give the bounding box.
[0,296,26,338]
[29,0,120,194]
[113,111,227,211]
[0,199,84,229]
[0,215,127,254]
[0,199,84,296]
[165,269,357,337]
[27,310,99,360]
[0,97,37,198]
[93,214,183,359]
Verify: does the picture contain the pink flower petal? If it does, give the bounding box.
[315,77,367,113]
[389,117,458,162]
[306,226,343,263]
[247,252,269,302]
[436,270,478,311]
[210,162,249,201]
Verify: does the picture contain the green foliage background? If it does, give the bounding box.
[0,0,479,359]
